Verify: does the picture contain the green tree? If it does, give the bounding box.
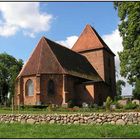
[114,2,140,84]
[0,53,23,106]
[105,96,112,111]
[133,78,140,99]
[0,63,8,105]
[116,80,126,100]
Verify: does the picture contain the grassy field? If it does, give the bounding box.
[0,106,140,114]
[0,123,140,138]
[0,107,106,114]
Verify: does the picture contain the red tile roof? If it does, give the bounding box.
[72,24,115,55]
[18,36,102,81]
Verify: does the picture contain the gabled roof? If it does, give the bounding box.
[17,37,65,77]
[72,24,115,56]
[18,36,102,81]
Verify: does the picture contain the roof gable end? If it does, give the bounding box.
[72,24,115,55]
[18,37,65,77]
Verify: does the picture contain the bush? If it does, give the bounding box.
[89,103,99,109]
[116,102,123,109]
[47,104,53,112]
[105,96,112,111]
[124,102,138,110]
[82,102,88,108]
[111,100,123,109]
[47,104,59,112]
[67,99,75,108]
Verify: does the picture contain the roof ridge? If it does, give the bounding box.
[72,26,85,50]
[43,37,66,74]
[44,37,102,81]
[88,25,104,48]
[72,24,115,56]
[17,37,44,78]
[73,24,104,49]
[44,37,90,66]
[37,38,44,74]
[46,37,83,56]
[17,35,102,81]
[90,26,115,55]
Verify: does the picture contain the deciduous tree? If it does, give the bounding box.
[133,78,140,99]
[114,2,140,84]
[0,53,23,105]
[116,80,126,100]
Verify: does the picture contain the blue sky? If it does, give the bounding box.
[0,2,119,61]
[0,2,132,95]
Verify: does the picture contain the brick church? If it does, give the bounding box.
[15,24,116,106]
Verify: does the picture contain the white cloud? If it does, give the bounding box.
[102,29,132,95]
[0,24,18,37]
[57,35,78,48]
[0,2,53,37]
[102,29,123,77]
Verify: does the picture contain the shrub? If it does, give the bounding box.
[105,96,112,111]
[47,104,53,112]
[67,99,75,108]
[111,100,123,109]
[124,102,138,110]
[82,102,88,108]
[116,102,123,109]
[89,103,98,109]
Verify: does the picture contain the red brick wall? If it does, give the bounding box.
[40,74,63,105]
[15,74,80,106]
[15,78,24,106]
[103,50,116,98]
[81,50,105,80]
[23,76,37,105]
[74,83,94,105]
[64,75,78,102]
[93,82,110,105]
[15,49,116,106]
[79,49,116,102]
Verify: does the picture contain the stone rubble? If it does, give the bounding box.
[0,113,140,125]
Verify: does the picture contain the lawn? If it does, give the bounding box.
[0,123,140,138]
[0,107,106,114]
[0,106,140,114]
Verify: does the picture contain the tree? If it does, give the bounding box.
[0,53,23,106]
[116,80,126,100]
[105,96,112,111]
[0,63,8,105]
[133,78,140,99]
[114,2,140,85]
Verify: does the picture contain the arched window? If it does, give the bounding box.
[47,80,55,95]
[26,79,34,96]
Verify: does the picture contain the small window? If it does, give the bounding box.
[26,79,34,96]
[47,80,55,95]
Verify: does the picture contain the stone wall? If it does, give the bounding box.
[0,112,140,125]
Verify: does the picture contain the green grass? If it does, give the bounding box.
[0,107,106,114]
[0,123,140,138]
[1,107,140,114]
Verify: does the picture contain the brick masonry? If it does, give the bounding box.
[79,48,116,104]
[15,24,116,106]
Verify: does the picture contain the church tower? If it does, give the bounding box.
[72,24,116,103]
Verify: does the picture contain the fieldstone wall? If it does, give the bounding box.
[0,112,140,125]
